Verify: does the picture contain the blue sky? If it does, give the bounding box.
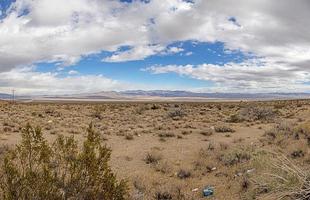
[36,41,249,90]
[0,0,309,94]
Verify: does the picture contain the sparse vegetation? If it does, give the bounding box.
[158,132,175,138]
[167,108,186,119]
[177,169,191,179]
[219,147,252,166]
[228,106,276,123]
[247,153,310,200]
[125,134,134,140]
[0,100,309,199]
[239,106,276,122]
[215,124,235,133]
[144,151,162,165]
[91,105,105,119]
[155,191,173,200]
[0,123,127,200]
[200,128,214,136]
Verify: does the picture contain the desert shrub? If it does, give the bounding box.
[91,105,105,119]
[226,113,244,123]
[154,185,186,200]
[214,124,235,133]
[295,121,310,138]
[0,145,9,160]
[241,176,251,192]
[135,105,149,115]
[3,127,11,132]
[248,153,310,200]
[181,130,192,135]
[177,169,191,179]
[264,128,277,141]
[238,106,276,122]
[207,142,216,151]
[200,128,214,136]
[44,108,61,117]
[167,108,186,120]
[125,134,134,140]
[219,148,252,166]
[154,161,172,174]
[0,123,127,200]
[158,132,175,138]
[273,103,286,110]
[155,191,173,200]
[144,151,162,165]
[150,104,160,110]
[264,121,297,142]
[290,150,304,159]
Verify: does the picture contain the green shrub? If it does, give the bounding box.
[0,123,127,200]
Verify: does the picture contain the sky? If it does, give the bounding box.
[0,0,310,95]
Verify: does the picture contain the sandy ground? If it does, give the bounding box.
[0,100,309,199]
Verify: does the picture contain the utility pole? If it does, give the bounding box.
[12,89,15,103]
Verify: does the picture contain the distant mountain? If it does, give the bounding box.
[30,90,310,101]
[119,90,310,99]
[6,90,310,102]
[0,93,12,99]
[120,90,208,97]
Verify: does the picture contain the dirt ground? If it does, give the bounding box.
[0,100,309,199]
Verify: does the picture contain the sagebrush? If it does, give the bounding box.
[0,123,127,200]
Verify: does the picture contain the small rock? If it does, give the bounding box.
[235,172,243,177]
[246,168,255,174]
[192,188,199,192]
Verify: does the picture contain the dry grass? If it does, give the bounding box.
[247,152,310,200]
[0,100,309,199]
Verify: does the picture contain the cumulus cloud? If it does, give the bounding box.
[68,70,79,75]
[0,0,310,92]
[103,45,165,62]
[0,0,156,71]
[144,59,310,92]
[166,47,184,54]
[0,67,128,95]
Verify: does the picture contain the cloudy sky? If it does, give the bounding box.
[0,0,310,94]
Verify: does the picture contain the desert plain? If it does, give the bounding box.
[0,99,309,200]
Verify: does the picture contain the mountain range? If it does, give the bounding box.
[2,90,310,101]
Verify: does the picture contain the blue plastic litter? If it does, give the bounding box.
[203,186,214,197]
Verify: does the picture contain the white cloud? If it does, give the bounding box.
[0,67,128,95]
[103,45,165,62]
[166,47,184,54]
[0,0,310,92]
[68,70,79,75]
[185,52,193,56]
[103,45,185,62]
[144,59,310,92]
[1,0,309,68]
[0,67,194,95]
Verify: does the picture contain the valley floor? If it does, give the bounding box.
[0,100,309,199]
